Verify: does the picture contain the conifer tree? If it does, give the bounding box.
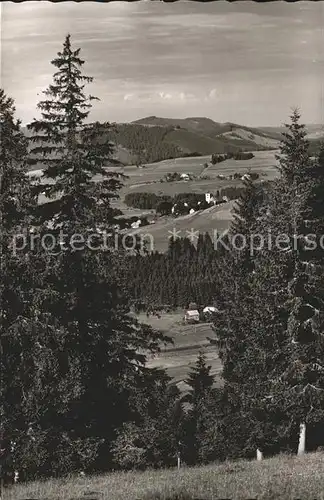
[240,113,324,457]
[182,352,218,464]
[0,88,31,477]
[269,136,324,454]
[230,175,259,237]
[0,89,37,469]
[214,174,262,376]
[212,170,271,458]
[26,35,170,473]
[185,352,214,405]
[112,369,184,469]
[27,34,123,231]
[0,90,81,479]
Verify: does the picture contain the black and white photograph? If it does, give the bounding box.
[0,1,324,498]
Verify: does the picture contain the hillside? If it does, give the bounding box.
[259,124,324,153]
[9,452,324,500]
[132,116,280,155]
[128,201,235,253]
[138,312,222,392]
[23,116,324,174]
[24,118,322,171]
[133,115,280,141]
[133,116,322,158]
[24,117,282,171]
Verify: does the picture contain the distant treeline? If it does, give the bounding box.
[211,151,255,164]
[124,193,172,210]
[121,181,271,308]
[124,183,271,211]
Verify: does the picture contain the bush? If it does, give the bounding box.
[232,151,254,160]
[164,172,182,182]
[211,154,226,165]
[211,151,254,164]
[249,171,259,180]
[156,201,173,216]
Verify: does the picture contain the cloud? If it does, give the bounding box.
[158,91,172,100]
[155,91,197,102]
[123,93,135,101]
[179,92,196,101]
[2,1,322,126]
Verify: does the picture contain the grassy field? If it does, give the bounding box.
[137,312,222,391]
[119,149,279,191]
[127,202,235,253]
[30,150,278,222]
[8,452,324,499]
[109,149,278,223]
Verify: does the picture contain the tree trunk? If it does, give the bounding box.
[256,448,263,461]
[297,422,306,456]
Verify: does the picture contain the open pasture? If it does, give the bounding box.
[8,452,324,500]
[128,202,235,253]
[120,150,279,191]
[137,312,222,390]
[29,150,278,209]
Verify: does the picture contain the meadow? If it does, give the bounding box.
[8,452,324,499]
[137,312,222,391]
[127,202,235,253]
[119,149,279,193]
[111,149,278,230]
[30,150,278,225]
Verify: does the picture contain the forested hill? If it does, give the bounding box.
[23,117,323,170]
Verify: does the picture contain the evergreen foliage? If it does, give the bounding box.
[2,33,324,483]
[14,35,171,476]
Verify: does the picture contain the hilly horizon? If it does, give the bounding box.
[132,115,323,139]
[24,116,323,172]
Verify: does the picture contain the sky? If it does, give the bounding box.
[1,1,323,127]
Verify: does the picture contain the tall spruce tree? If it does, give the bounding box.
[239,113,324,457]
[0,90,81,480]
[182,352,219,464]
[0,88,32,479]
[185,352,214,405]
[26,35,170,474]
[269,131,324,454]
[212,172,273,458]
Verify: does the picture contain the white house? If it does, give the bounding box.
[184,309,200,323]
[131,219,141,229]
[203,306,218,315]
[180,173,190,181]
[189,208,195,214]
[205,193,216,205]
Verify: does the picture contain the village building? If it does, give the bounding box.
[131,219,141,229]
[184,309,200,323]
[205,192,216,204]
